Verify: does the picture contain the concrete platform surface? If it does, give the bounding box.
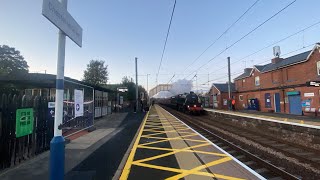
[205,108,320,129]
[0,111,145,180]
[120,105,264,180]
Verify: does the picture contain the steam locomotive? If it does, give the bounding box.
[170,91,204,114]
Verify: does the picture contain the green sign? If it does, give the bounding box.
[16,108,34,138]
[286,91,300,96]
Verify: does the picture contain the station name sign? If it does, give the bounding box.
[42,0,83,47]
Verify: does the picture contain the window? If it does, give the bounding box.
[213,95,217,101]
[255,76,260,86]
[239,95,243,101]
[317,61,320,75]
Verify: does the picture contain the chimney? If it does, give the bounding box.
[272,46,282,64]
[272,57,283,64]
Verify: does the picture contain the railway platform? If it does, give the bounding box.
[205,108,320,129]
[118,105,264,180]
[0,111,145,180]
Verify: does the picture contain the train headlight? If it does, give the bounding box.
[194,105,196,107]
[187,105,190,108]
[201,105,203,107]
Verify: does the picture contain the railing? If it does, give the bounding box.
[0,94,53,170]
[0,93,94,171]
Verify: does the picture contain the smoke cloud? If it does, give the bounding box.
[152,91,174,98]
[169,79,192,96]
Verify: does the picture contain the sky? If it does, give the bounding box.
[1,0,320,92]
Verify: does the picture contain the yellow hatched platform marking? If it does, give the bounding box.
[132,162,244,180]
[120,106,247,180]
[146,127,167,131]
[138,134,198,146]
[141,130,191,138]
[143,127,190,133]
[134,143,211,164]
[166,157,233,180]
[137,145,228,157]
[139,134,207,143]
[144,124,173,128]
[145,122,163,126]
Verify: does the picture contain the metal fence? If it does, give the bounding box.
[0,94,54,171]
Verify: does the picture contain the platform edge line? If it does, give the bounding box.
[118,111,149,180]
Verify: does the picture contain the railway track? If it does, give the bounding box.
[162,106,320,179]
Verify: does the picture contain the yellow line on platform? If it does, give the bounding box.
[140,134,208,144]
[146,127,166,131]
[138,134,198,146]
[141,130,191,138]
[134,143,210,164]
[166,157,236,180]
[119,111,150,180]
[144,125,173,128]
[137,145,228,156]
[132,162,244,180]
[143,127,189,133]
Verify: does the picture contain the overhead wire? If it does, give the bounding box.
[167,74,175,84]
[156,0,177,84]
[206,19,320,75]
[184,0,297,80]
[179,0,260,75]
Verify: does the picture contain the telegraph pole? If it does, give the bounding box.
[146,74,150,93]
[228,57,231,99]
[227,57,231,99]
[196,73,198,93]
[135,57,138,112]
[146,74,150,105]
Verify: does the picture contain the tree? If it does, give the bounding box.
[83,60,109,86]
[121,76,136,101]
[0,45,29,76]
[120,76,147,101]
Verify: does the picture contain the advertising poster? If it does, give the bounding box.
[74,89,84,117]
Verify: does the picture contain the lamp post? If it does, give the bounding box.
[135,57,138,112]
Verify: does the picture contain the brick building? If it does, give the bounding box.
[234,44,320,116]
[208,83,235,110]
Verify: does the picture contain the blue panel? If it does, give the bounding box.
[289,95,302,115]
[56,79,64,90]
[274,93,281,112]
[50,136,65,180]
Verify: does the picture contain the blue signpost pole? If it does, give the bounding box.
[50,0,67,179]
